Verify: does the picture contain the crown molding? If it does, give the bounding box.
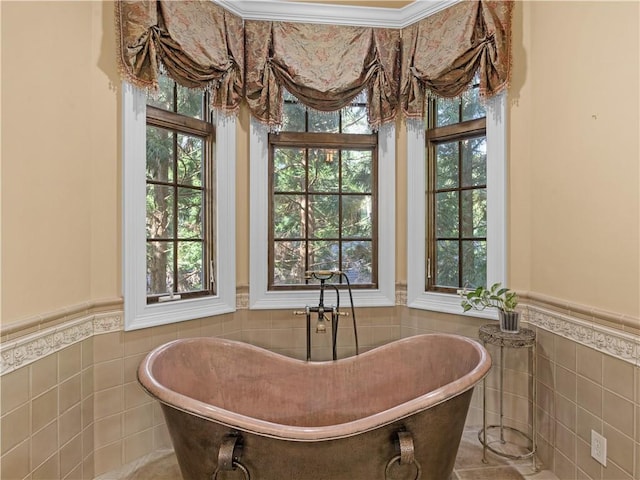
[213,0,461,28]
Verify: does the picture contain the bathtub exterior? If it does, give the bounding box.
[138,334,491,480]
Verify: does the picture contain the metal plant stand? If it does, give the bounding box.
[478,324,537,471]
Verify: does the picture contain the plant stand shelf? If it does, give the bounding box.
[478,324,537,470]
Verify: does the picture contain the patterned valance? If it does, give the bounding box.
[400,0,513,119]
[115,0,244,113]
[115,0,513,126]
[245,21,400,129]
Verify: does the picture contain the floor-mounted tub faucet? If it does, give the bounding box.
[293,270,359,361]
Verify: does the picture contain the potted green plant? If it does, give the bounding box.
[460,283,520,332]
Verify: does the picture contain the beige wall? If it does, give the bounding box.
[509,1,640,319]
[1,1,121,324]
[3,0,638,327]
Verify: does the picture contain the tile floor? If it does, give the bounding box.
[109,429,559,480]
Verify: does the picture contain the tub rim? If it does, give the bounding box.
[138,333,491,442]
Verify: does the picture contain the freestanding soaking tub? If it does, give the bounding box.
[138,334,491,480]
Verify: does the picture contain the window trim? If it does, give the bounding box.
[122,82,236,330]
[250,117,395,309]
[406,93,507,319]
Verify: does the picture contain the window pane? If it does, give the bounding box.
[342,150,372,193]
[177,241,204,292]
[308,149,339,192]
[147,241,174,295]
[177,188,203,238]
[309,195,339,238]
[461,189,487,238]
[146,185,174,238]
[177,135,203,186]
[309,110,339,133]
[342,241,372,283]
[435,191,459,237]
[309,240,339,272]
[435,240,458,287]
[461,86,485,121]
[435,142,459,189]
[147,75,174,111]
[273,194,305,238]
[146,127,174,182]
[176,84,203,119]
[273,240,305,285]
[282,102,306,132]
[435,97,461,127]
[342,195,372,237]
[462,240,486,288]
[342,105,371,134]
[273,148,306,192]
[461,137,486,187]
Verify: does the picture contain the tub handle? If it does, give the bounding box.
[212,434,250,480]
[385,431,422,480]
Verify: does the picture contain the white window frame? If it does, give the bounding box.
[249,118,395,309]
[122,82,236,330]
[406,94,507,319]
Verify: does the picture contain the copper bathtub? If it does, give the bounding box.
[138,334,491,480]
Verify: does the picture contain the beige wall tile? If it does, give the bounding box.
[95,413,123,448]
[536,354,554,389]
[82,394,94,429]
[81,366,93,399]
[32,452,59,480]
[602,355,634,401]
[93,332,124,363]
[60,433,82,478]
[555,365,576,402]
[124,404,153,437]
[602,390,634,438]
[555,393,576,432]
[554,336,576,371]
[555,422,576,463]
[83,424,94,462]
[81,337,93,370]
[153,424,173,450]
[576,344,602,384]
[94,385,123,420]
[59,374,81,414]
[124,382,150,410]
[123,429,153,464]
[603,423,634,475]
[32,388,58,432]
[0,439,30,480]
[59,403,82,446]
[123,328,154,357]
[30,353,58,398]
[602,460,633,480]
[65,463,83,480]
[577,376,602,418]
[1,404,30,455]
[94,358,123,392]
[554,450,576,480]
[124,353,145,384]
[576,406,602,444]
[93,441,123,477]
[576,437,601,480]
[82,452,95,480]
[1,367,30,415]
[536,328,555,360]
[31,420,58,472]
[59,343,81,382]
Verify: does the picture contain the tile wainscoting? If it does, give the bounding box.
[1,292,638,479]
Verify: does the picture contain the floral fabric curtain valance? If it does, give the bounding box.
[400,0,513,119]
[115,0,244,113]
[115,0,512,125]
[245,21,400,129]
